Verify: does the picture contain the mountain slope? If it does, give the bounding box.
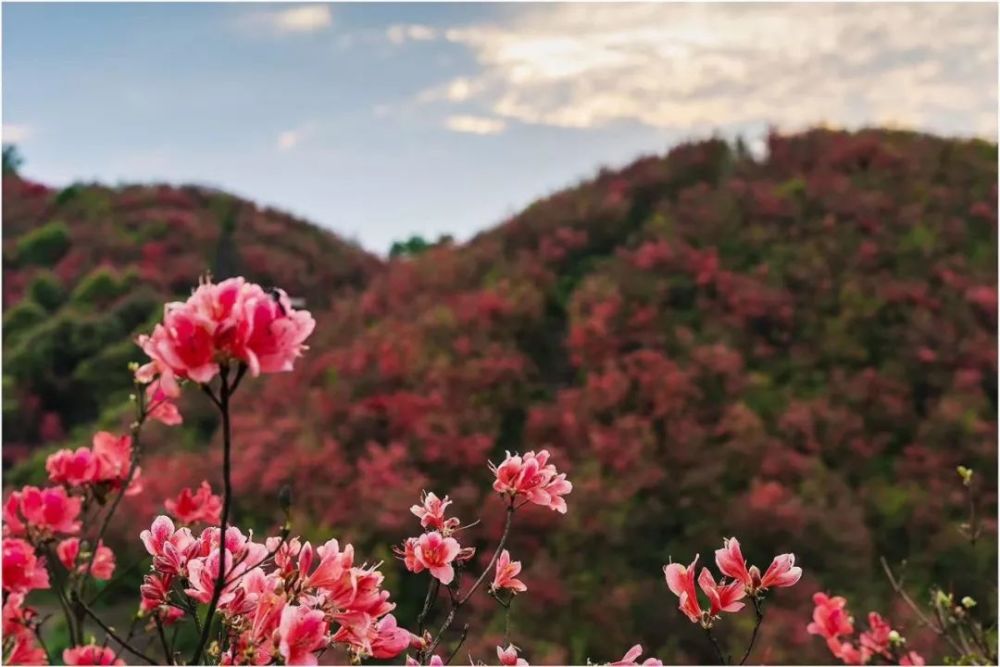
[4,129,998,663]
[2,175,380,461]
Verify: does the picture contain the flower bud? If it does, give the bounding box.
[888,630,904,645]
[962,596,977,608]
[748,565,762,590]
[957,466,973,486]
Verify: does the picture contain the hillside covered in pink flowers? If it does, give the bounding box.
[3,128,997,663]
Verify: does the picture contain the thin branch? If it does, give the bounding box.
[154,615,174,665]
[444,624,470,665]
[73,597,157,664]
[192,365,240,664]
[880,557,964,655]
[740,596,765,665]
[704,626,729,665]
[417,579,441,636]
[425,499,516,659]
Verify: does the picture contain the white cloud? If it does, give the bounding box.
[243,5,332,35]
[445,115,506,135]
[2,124,32,143]
[387,24,437,45]
[415,4,997,138]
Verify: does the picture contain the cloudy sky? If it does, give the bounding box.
[3,3,997,253]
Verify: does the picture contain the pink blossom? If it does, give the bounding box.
[165,481,222,526]
[7,635,48,665]
[806,592,854,641]
[45,447,98,487]
[370,614,415,660]
[277,604,328,666]
[410,492,459,532]
[491,549,527,594]
[64,644,125,665]
[697,568,746,616]
[139,515,197,576]
[714,537,752,589]
[715,537,801,593]
[145,378,183,426]
[611,644,663,666]
[497,644,529,666]
[758,553,802,590]
[138,300,220,384]
[664,556,703,624]
[490,450,572,513]
[56,538,116,580]
[231,285,316,377]
[858,612,892,661]
[406,656,443,666]
[900,651,926,666]
[412,531,462,585]
[2,538,50,593]
[7,486,82,536]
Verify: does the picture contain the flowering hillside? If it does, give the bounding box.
[3,128,997,664]
[2,175,380,463]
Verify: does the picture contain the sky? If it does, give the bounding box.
[3,2,997,254]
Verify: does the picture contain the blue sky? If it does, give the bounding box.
[4,3,997,254]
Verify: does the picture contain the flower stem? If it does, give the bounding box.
[424,498,515,660]
[704,626,728,665]
[739,596,765,665]
[191,365,240,664]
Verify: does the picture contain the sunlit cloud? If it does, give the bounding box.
[242,5,332,35]
[445,115,506,135]
[416,3,997,138]
[387,24,437,45]
[3,124,32,143]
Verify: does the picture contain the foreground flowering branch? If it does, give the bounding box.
[1,276,990,666]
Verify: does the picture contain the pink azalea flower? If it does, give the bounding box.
[396,537,423,574]
[404,656,444,666]
[697,568,746,616]
[497,644,529,666]
[305,538,355,591]
[277,604,328,666]
[3,591,36,638]
[714,537,752,589]
[715,537,801,593]
[806,592,854,641]
[138,300,220,384]
[56,538,116,580]
[490,450,572,513]
[858,612,892,661]
[491,549,527,594]
[664,555,703,624]
[410,492,459,532]
[370,614,415,659]
[140,515,197,576]
[7,635,48,665]
[232,285,316,377]
[64,644,126,665]
[165,481,222,526]
[45,447,98,487]
[2,538,50,593]
[8,486,82,536]
[758,553,802,590]
[145,378,183,426]
[412,531,462,585]
[611,644,663,666]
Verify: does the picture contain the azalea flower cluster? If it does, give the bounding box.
[808,593,925,666]
[2,430,146,665]
[664,537,802,627]
[135,277,315,416]
[138,514,415,664]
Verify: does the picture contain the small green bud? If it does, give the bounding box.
[888,630,905,645]
[127,361,140,372]
[957,466,973,486]
[128,393,137,402]
[962,596,976,608]
[935,590,953,607]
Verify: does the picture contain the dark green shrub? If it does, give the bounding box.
[70,266,129,306]
[28,271,65,311]
[2,300,47,342]
[16,221,71,266]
